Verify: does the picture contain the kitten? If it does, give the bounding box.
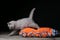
[7,8,40,36]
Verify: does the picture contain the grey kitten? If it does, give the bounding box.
[7,8,40,36]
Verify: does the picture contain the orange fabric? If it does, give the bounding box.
[36,27,52,37]
[37,27,52,36]
[19,27,53,37]
[19,28,36,37]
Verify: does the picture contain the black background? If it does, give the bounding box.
[0,0,60,32]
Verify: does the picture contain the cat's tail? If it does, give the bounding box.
[29,8,36,19]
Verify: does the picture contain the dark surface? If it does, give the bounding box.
[0,1,60,33]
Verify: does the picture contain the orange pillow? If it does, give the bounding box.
[19,27,54,38]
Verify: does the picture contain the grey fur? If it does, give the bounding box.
[7,8,40,36]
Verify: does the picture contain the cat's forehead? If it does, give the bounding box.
[9,21,15,23]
